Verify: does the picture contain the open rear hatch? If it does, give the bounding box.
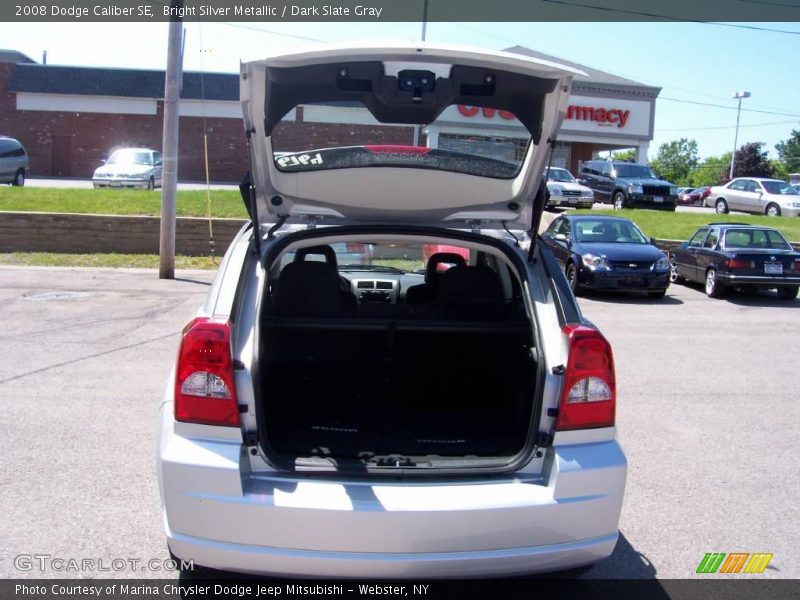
[240,42,581,232]
[240,44,581,473]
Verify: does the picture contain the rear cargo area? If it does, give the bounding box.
[256,254,538,468]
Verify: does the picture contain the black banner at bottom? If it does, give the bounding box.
[2,579,800,600]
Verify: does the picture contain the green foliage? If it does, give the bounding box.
[650,138,699,185]
[686,152,731,187]
[611,148,637,162]
[732,142,773,179]
[775,129,800,175]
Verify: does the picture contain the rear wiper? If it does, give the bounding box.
[339,264,404,273]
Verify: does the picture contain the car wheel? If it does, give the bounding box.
[715,199,728,214]
[612,192,626,210]
[648,290,667,299]
[12,169,25,187]
[669,259,684,283]
[777,285,799,300]
[565,262,582,296]
[765,203,781,217]
[705,268,725,298]
[147,176,155,191]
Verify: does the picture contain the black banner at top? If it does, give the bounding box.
[3,0,800,23]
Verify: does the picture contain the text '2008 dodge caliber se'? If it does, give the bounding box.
[157,43,627,578]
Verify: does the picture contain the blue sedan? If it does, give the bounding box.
[542,214,670,298]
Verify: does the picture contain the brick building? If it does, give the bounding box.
[0,47,661,182]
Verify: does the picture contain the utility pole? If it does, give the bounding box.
[729,91,751,180]
[159,0,184,279]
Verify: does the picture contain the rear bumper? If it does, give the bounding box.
[157,404,627,578]
[717,273,800,286]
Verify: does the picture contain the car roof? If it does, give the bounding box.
[730,177,785,183]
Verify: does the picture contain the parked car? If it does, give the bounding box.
[670,223,800,299]
[541,214,670,298]
[92,148,162,189]
[708,178,800,217]
[0,136,28,186]
[157,44,626,578]
[578,159,678,211]
[546,167,594,209]
[678,188,700,206]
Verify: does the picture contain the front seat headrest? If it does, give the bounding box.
[294,245,338,268]
[425,252,467,283]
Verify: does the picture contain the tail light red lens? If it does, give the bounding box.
[555,324,616,431]
[726,259,751,269]
[174,317,239,427]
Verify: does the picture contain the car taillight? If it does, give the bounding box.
[790,260,800,271]
[725,259,752,269]
[174,317,239,427]
[555,324,616,431]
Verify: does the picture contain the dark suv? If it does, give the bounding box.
[578,159,677,211]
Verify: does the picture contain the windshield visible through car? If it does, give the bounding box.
[547,168,576,183]
[723,228,792,250]
[107,150,151,166]
[271,102,531,179]
[761,180,799,195]
[613,164,658,179]
[573,219,648,244]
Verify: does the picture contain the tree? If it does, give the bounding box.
[650,138,699,185]
[732,142,773,179]
[686,152,731,187]
[775,129,800,175]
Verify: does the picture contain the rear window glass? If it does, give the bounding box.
[271,102,530,179]
[724,228,792,250]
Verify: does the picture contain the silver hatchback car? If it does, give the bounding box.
[157,43,627,578]
[0,136,28,186]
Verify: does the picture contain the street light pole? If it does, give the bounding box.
[729,91,750,180]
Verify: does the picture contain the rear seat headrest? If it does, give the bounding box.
[437,265,504,304]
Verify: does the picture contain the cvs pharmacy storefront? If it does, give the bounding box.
[426,46,660,175]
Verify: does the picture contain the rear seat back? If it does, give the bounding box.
[271,261,356,318]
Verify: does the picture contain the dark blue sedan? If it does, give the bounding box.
[542,214,670,298]
[670,223,800,299]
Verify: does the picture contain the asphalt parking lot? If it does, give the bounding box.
[1,265,798,579]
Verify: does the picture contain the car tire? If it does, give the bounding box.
[765,203,781,217]
[777,285,798,300]
[612,192,626,210]
[705,268,725,298]
[648,290,667,299]
[565,262,582,296]
[669,259,684,284]
[147,176,155,191]
[715,199,729,214]
[12,169,25,187]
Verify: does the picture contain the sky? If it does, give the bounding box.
[1,20,799,166]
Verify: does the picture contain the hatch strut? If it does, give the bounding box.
[528,137,556,262]
[243,127,261,255]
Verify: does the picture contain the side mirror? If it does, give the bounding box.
[681,241,689,249]
[554,233,568,242]
[649,237,657,246]
[155,160,162,166]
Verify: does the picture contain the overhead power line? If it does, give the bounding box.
[656,119,800,132]
[539,0,800,35]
